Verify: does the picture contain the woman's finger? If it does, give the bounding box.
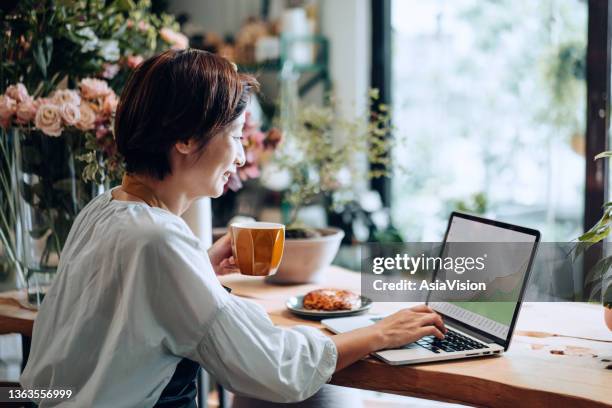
[409,304,433,313]
[219,257,236,268]
[418,325,445,340]
[220,266,240,275]
[217,257,239,275]
[420,312,446,333]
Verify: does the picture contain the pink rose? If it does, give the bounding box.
[15,99,38,124]
[35,103,63,136]
[0,95,17,128]
[160,27,189,50]
[59,103,81,126]
[95,125,109,140]
[52,89,81,106]
[102,93,118,116]
[76,103,96,131]
[79,78,111,100]
[126,55,144,69]
[6,84,31,103]
[138,21,150,32]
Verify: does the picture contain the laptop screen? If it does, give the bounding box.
[428,213,538,342]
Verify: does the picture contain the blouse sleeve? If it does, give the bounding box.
[136,223,338,403]
[188,296,338,403]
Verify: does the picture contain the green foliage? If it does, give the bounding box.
[371,225,404,243]
[578,152,612,307]
[541,41,586,130]
[0,0,181,94]
[274,91,396,226]
[0,0,182,285]
[77,132,124,184]
[453,192,488,215]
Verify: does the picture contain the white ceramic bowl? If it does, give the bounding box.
[265,227,345,284]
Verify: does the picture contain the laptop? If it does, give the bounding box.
[322,211,540,365]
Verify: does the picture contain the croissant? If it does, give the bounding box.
[303,289,361,311]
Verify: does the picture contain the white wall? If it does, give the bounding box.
[320,0,371,119]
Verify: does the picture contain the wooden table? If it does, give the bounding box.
[2,267,611,407]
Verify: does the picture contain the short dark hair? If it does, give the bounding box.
[114,49,259,180]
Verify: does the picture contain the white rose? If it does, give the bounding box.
[52,89,81,106]
[59,103,81,126]
[76,103,96,131]
[34,103,63,137]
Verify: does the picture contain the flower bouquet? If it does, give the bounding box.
[0,79,121,302]
[0,0,188,300]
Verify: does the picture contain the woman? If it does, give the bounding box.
[21,49,446,407]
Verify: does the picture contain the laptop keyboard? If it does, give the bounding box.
[412,328,488,353]
[370,318,488,353]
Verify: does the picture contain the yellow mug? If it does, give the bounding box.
[229,222,285,276]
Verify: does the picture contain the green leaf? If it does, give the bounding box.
[584,256,612,285]
[114,0,136,12]
[603,281,612,308]
[594,151,612,160]
[44,36,53,66]
[33,42,48,78]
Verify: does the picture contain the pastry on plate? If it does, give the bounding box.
[302,289,361,311]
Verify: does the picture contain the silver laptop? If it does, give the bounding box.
[322,212,540,365]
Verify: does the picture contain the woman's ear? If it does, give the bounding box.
[175,138,198,155]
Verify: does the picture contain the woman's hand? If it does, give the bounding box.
[372,304,446,349]
[331,304,446,371]
[208,233,240,276]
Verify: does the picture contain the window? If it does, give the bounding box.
[390,0,588,241]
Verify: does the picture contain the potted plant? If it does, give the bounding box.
[264,90,395,283]
[577,151,612,331]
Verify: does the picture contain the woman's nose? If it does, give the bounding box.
[235,143,246,167]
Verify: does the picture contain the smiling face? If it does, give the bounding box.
[172,111,247,199]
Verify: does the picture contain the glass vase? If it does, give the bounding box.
[11,127,102,307]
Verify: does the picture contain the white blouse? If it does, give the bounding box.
[20,190,338,407]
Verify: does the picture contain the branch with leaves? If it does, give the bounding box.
[577,151,612,308]
[273,90,397,227]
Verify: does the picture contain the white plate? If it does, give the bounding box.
[286,295,372,318]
